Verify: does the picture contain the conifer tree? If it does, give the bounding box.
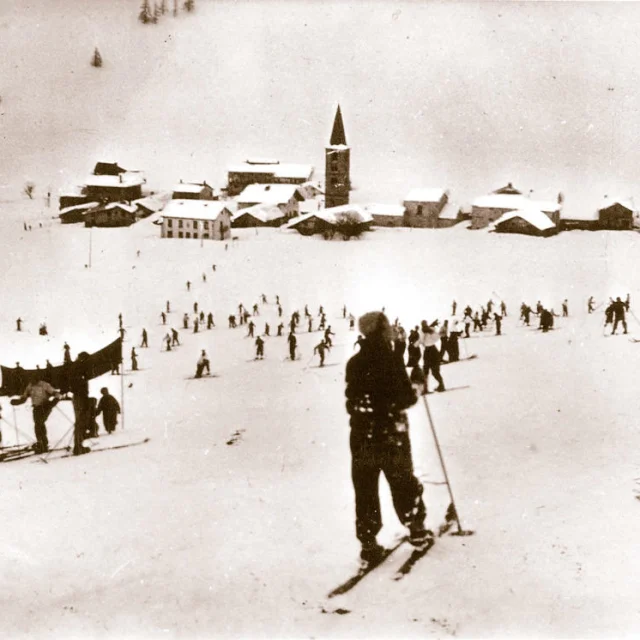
[90,47,103,68]
[139,0,152,24]
[184,0,195,12]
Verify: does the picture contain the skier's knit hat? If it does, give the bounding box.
[358,311,392,340]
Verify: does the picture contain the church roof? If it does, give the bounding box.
[330,105,347,146]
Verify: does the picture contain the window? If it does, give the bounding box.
[178,219,183,228]
[186,232,191,239]
[167,219,173,227]
[178,232,183,238]
[204,233,210,239]
[167,231,173,238]
[417,205,423,216]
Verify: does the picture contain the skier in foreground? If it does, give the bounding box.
[345,311,430,565]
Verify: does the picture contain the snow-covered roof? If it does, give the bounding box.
[102,202,138,214]
[171,183,210,194]
[162,199,230,221]
[232,205,284,224]
[473,193,561,212]
[364,203,405,217]
[85,172,145,188]
[404,188,447,203]
[133,196,165,212]
[598,197,636,213]
[285,205,373,230]
[229,162,314,180]
[237,183,302,205]
[494,209,556,232]
[59,202,99,215]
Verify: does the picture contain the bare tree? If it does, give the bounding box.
[23,182,35,200]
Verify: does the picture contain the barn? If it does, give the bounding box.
[598,198,636,230]
[364,203,405,227]
[403,188,449,228]
[171,181,217,201]
[232,205,286,228]
[493,209,558,237]
[59,202,99,224]
[236,184,304,220]
[472,193,561,229]
[85,202,138,227]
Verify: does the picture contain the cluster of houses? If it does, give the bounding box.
[58,109,639,240]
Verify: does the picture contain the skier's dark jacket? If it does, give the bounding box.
[345,337,417,432]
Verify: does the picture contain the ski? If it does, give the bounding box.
[50,437,151,460]
[441,354,477,365]
[393,520,455,581]
[327,536,407,598]
[1,444,70,463]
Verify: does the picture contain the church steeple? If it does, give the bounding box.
[330,105,347,146]
[325,106,350,208]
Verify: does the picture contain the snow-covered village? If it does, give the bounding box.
[3,1,640,638]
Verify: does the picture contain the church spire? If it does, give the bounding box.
[330,105,347,146]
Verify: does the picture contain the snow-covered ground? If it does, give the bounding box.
[3,1,640,637]
[2,210,640,638]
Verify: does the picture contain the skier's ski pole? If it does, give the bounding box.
[421,394,473,536]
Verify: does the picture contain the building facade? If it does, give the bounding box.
[403,189,449,227]
[227,159,314,196]
[161,200,232,241]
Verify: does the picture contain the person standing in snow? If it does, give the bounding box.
[393,323,407,363]
[314,339,330,367]
[625,294,631,312]
[494,313,502,336]
[277,323,284,337]
[183,313,189,329]
[324,325,335,348]
[165,333,172,351]
[345,311,430,564]
[307,317,313,333]
[588,296,595,314]
[287,331,297,361]
[264,323,270,336]
[611,297,628,335]
[186,281,191,292]
[141,329,148,348]
[10,374,62,454]
[68,352,92,456]
[96,387,121,434]
[420,320,445,393]
[131,347,139,371]
[195,350,211,378]
[349,314,355,330]
[207,313,214,329]
[161,311,167,325]
[562,299,569,317]
[171,328,180,346]
[255,336,265,360]
[247,320,255,338]
[166,300,171,313]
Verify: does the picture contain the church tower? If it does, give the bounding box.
[325,105,350,208]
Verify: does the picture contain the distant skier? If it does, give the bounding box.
[420,319,445,393]
[562,299,569,317]
[308,317,313,333]
[247,320,255,338]
[625,294,631,312]
[252,303,259,316]
[207,313,214,329]
[500,300,507,317]
[255,336,265,360]
[604,300,614,329]
[342,305,347,319]
[131,347,139,371]
[118,313,123,329]
[199,311,205,323]
[278,304,283,318]
[277,323,284,337]
[183,313,189,329]
[611,297,628,335]
[318,305,324,317]
[406,327,421,368]
[588,296,595,314]
[166,300,171,313]
[96,387,120,434]
[287,331,297,361]
[348,314,355,330]
[193,318,199,333]
[171,328,180,346]
[540,308,554,332]
[393,323,407,363]
[313,339,330,367]
[319,314,327,332]
[195,350,211,378]
[463,311,472,338]
[345,311,429,564]
[186,281,191,292]
[194,302,198,314]
[165,334,172,351]
[264,323,270,336]
[39,323,48,336]
[324,326,335,348]
[141,329,148,348]
[161,311,167,325]
[202,273,206,283]
[494,313,502,336]
[16,317,22,332]
[63,342,72,364]
[451,300,457,316]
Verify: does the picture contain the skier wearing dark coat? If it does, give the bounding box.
[345,312,430,564]
[314,339,330,367]
[420,320,445,393]
[287,332,297,360]
[96,387,121,434]
[255,336,265,359]
[611,297,628,335]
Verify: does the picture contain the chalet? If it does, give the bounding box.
[227,159,314,196]
[236,184,304,219]
[133,195,166,218]
[161,200,232,241]
[59,202,99,224]
[85,202,138,227]
[403,188,449,228]
[471,191,562,229]
[84,172,145,203]
[232,205,286,228]
[363,203,405,227]
[59,186,90,210]
[598,197,636,230]
[171,181,217,201]
[286,205,373,236]
[493,209,558,237]
[93,162,127,176]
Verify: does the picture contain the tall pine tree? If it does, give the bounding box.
[139,0,152,23]
[91,47,103,68]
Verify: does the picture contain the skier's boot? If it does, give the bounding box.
[360,541,385,566]
[408,524,434,550]
[436,384,445,393]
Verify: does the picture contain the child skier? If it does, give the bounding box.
[255,336,265,360]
